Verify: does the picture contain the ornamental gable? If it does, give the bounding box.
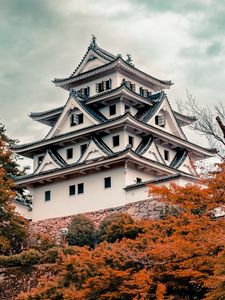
[46,92,101,139]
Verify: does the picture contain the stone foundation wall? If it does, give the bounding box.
[29,198,163,239]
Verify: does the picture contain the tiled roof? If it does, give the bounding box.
[139,91,165,122]
[135,135,153,155]
[124,172,196,191]
[170,149,188,169]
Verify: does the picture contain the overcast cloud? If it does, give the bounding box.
[0,0,224,150]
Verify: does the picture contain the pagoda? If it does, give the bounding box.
[13,37,215,222]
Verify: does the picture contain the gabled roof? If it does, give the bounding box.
[46,90,107,139]
[13,113,216,160]
[170,149,188,169]
[34,150,67,175]
[78,136,114,164]
[53,38,173,91]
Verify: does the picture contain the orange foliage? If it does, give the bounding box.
[17,162,225,299]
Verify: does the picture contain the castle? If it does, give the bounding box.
[13,37,215,222]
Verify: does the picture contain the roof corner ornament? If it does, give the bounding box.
[90,35,97,49]
[117,53,122,58]
[126,54,134,66]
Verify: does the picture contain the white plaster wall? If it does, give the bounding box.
[58,140,90,164]
[80,58,105,73]
[99,101,123,119]
[33,153,45,171]
[125,166,155,186]
[72,73,119,97]
[157,144,176,166]
[117,73,155,93]
[102,130,126,152]
[58,109,94,136]
[32,167,126,221]
[14,202,32,220]
[124,131,142,150]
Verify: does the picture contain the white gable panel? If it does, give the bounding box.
[46,95,99,139]
[75,49,111,76]
[147,98,186,140]
[142,141,165,164]
[178,155,197,176]
[34,151,62,175]
[79,139,108,163]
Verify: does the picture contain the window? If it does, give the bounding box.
[38,156,44,165]
[80,144,88,156]
[125,105,130,113]
[109,104,116,116]
[78,183,84,194]
[78,87,90,96]
[67,148,73,159]
[77,114,83,124]
[45,191,51,201]
[140,87,151,98]
[164,150,169,161]
[71,113,83,126]
[96,79,112,93]
[155,115,166,127]
[104,177,111,188]
[128,135,134,148]
[112,135,120,147]
[136,177,142,183]
[69,185,76,196]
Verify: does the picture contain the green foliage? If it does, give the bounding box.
[0,249,41,267]
[97,213,142,243]
[66,214,95,247]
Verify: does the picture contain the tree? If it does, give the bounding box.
[176,91,225,158]
[66,214,96,247]
[0,124,28,254]
[16,162,225,299]
[97,213,142,243]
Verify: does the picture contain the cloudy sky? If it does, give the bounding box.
[0,0,224,149]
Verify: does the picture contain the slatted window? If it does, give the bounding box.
[96,79,112,93]
[78,87,90,96]
[155,115,166,127]
[136,177,142,183]
[125,105,130,113]
[38,156,44,165]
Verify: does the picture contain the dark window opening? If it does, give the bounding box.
[45,191,51,201]
[38,156,44,165]
[80,144,88,156]
[164,150,169,161]
[136,177,142,183]
[77,114,83,124]
[128,135,134,147]
[78,183,84,194]
[109,104,116,116]
[70,114,78,126]
[105,79,112,90]
[69,185,76,196]
[67,148,73,159]
[125,105,130,113]
[104,177,111,188]
[78,87,90,96]
[96,79,112,93]
[155,115,166,127]
[140,87,151,98]
[112,135,120,147]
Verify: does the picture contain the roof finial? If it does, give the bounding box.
[126,54,133,65]
[90,35,97,49]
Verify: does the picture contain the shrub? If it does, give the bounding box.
[0,249,41,267]
[97,213,142,243]
[66,214,95,247]
[28,233,56,253]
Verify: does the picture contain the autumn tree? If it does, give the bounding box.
[16,162,225,299]
[0,123,28,254]
[177,91,225,158]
